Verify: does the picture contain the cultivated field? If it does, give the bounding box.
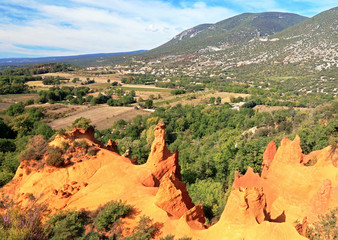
[254,105,312,112]
[0,93,38,104]
[35,72,121,83]
[155,91,250,106]
[47,105,150,130]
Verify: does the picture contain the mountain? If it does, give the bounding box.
[1,124,336,239]
[0,50,146,67]
[136,7,337,95]
[145,12,307,56]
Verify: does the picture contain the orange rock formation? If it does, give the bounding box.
[0,124,337,240]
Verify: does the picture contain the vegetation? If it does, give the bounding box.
[45,147,65,167]
[44,210,89,240]
[72,117,93,130]
[96,100,337,221]
[122,215,157,240]
[94,200,132,232]
[307,208,337,240]
[0,203,47,240]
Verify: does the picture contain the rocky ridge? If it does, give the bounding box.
[0,123,337,239]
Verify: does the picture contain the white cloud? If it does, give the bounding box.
[0,0,238,57]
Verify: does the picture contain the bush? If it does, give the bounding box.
[82,232,100,240]
[0,152,20,173]
[160,235,174,240]
[72,117,92,130]
[241,100,256,108]
[187,178,226,221]
[44,210,89,240]
[144,99,153,109]
[0,203,47,240]
[123,215,156,240]
[45,147,64,167]
[0,118,16,139]
[94,200,132,232]
[0,139,16,152]
[32,121,55,140]
[0,171,14,187]
[6,102,25,116]
[307,208,337,240]
[73,140,89,149]
[19,135,48,161]
[87,147,98,156]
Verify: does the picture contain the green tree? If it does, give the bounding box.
[216,96,222,105]
[144,99,153,109]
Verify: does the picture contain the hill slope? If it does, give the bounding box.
[145,12,307,56]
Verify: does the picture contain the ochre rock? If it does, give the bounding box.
[142,123,181,187]
[244,187,268,224]
[50,127,103,149]
[106,139,119,153]
[0,127,336,240]
[179,205,206,230]
[233,167,263,189]
[261,140,276,178]
[155,173,194,218]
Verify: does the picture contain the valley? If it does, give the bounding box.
[0,6,337,240]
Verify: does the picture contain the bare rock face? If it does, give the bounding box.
[261,141,277,178]
[275,135,304,165]
[312,179,332,214]
[106,139,119,153]
[180,205,206,230]
[295,217,308,237]
[50,127,103,149]
[233,167,263,189]
[142,123,181,187]
[244,187,268,224]
[155,173,194,218]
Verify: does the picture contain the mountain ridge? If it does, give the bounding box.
[145,11,308,57]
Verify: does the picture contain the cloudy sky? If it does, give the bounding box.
[0,0,336,58]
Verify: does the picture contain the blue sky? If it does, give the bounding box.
[0,0,336,58]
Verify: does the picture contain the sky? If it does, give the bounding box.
[0,0,336,58]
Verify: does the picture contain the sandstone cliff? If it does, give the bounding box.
[0,124,336,239]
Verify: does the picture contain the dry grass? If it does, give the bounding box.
[48,105,150,130]
[155,91,250,106]
[0,93,38,103]
[254,105,312,112]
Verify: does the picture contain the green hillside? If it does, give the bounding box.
[144,12,307,56]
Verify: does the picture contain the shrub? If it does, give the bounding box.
[72,117,92,130]
[144,99,153,109]
[0,139,16,152]
[94,200,132,232]
[0,152,20,173]
[60,141,70,151]
[88,147,98,156]
[123,215,156,240]
[44,210,89,240]
[160,235,174,240]
[0,171,14,187]
[253,127,269,138]
[0,118,16,139]
[82,232,101,240]
[0,203,47,240]
[45,147,64,167]
[19,135,48,161]
[73,140,89,149]
[6,102,25,116]
[307,208,337,240]
[241,100,256,108]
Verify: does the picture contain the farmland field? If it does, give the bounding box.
[47,105,151,130]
